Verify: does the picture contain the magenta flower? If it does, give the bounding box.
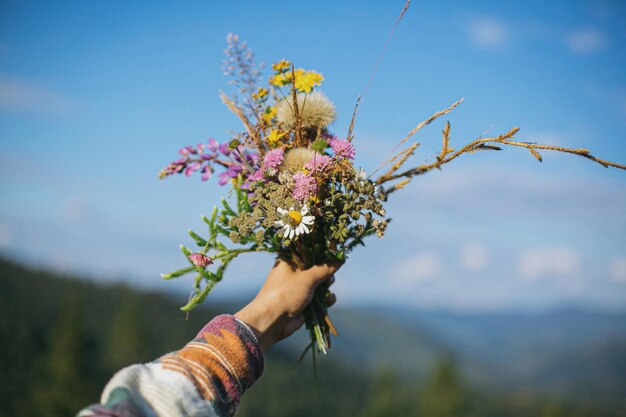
[248,169,263,182]
[217,164,243,185]
[207,138,219,152]
[330,138,356,159]
[184,162,201,177]
[201,165,213,181]
[218,172,230,185]
[179,146,192,156]
[246,152,260,166]
[189,253,213,268]
[161,137,263,185]
[218,143,231,156]
[292,172,317,201]
[304,154,331,172]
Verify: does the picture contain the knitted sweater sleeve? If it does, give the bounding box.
[77,314,264,417]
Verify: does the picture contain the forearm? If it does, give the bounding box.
[77,315,264,417]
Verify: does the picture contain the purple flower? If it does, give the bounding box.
[292,172,317,201]
[246,152,260,166]
[262,148,284,173]
[248,169,263,182]
[189,253,213,267]
[184,162,201,176]
[329,138,356,159]
[228,164,243,176]
[201,165,213,181]
[207,138,219,152]
[304,154,331,172]
[218,171,231,185]
[218,143,231,156]
[217,164,243,185]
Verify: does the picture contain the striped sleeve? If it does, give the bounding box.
[77,314,264,417]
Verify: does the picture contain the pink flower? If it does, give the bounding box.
[189,253,213,268]
[329,138,355,159]
[304,154,331,173]
[262,148,284,173]
[248,169,263,182]
[292,172,317,201]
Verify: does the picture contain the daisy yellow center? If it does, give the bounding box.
[287,210,302,226]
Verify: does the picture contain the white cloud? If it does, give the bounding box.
[0,74,77,115]
[610,258,626,283]
[564,28,608,55]
[467,17,508,49]
[464,15,611,56]
[518,247,580,280]
[392,252,442,285]
[459,243,491,272]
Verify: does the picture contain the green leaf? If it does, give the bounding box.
[161,265,195,280]
[196,267,215,281]
[213,224,230,237]
[221,198,236,216]
[180,244,192,258]
[180,281,216,312]
[188,229,207,246]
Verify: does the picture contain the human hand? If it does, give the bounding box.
[234,260,340,352]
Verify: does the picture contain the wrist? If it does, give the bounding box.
[235,296,284,352]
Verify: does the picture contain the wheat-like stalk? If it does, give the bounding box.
[375,101,626,194]
[346,96,361,142]
[219,91,263,152]
[369,98,464,178]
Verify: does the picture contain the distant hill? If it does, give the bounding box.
[1,257,622,417]
[376,306,626,401]
[279,304,626,410]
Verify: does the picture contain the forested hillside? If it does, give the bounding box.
[1,258,620,417]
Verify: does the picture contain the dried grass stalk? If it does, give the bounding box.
[379,122,626,194]
[370,98,464,177]
[346,96,361,142]
[377,142,419,184]
[290,65,303,147]
[219,91,262,150]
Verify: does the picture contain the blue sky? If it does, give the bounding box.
[1,0,625,311]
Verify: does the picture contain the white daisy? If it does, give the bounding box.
[274,205,315,240]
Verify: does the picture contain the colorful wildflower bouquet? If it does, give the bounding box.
[160,33,625,358]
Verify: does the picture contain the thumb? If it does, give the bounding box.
[305,262,342,286]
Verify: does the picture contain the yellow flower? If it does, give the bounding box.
[252,87,268,100]
[269,73,288,87]
[287,68,304,82]
[294,71,324,93]
[262,106,276,124]
[272,59,291,72]
[267,129,286,144]
[269,67,323,93]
